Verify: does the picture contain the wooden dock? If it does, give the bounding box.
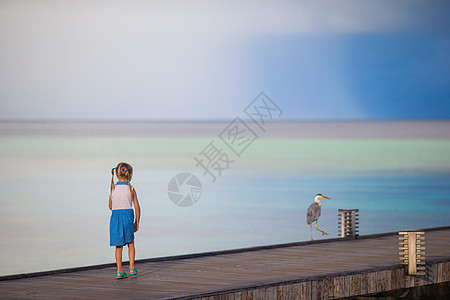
[1,227,450,299]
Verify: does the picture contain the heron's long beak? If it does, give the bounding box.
[321,196,331,200]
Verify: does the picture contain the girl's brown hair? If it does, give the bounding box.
[110,162,134,199]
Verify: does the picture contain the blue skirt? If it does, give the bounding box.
[110,209,135,246]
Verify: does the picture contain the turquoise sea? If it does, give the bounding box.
[0,121,449,276]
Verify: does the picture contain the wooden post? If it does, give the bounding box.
[399,231,425,276]
[338,209,359,238]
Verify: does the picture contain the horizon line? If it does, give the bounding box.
[1,118,450,124]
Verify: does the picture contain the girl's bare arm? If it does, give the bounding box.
[133,189,141,231]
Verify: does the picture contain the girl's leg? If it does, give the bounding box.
[128,240,135,269]
[115,246,123,273]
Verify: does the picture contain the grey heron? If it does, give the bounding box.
[306,194,331,240]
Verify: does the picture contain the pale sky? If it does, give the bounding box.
[1,0,449,120]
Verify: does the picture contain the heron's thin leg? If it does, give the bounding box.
[310,224,314,241]
[314,221,329,236]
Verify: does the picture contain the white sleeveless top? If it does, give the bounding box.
[110,182,133,210]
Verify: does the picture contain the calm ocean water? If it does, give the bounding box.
[0,121,449,276]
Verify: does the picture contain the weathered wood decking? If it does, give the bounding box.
[1,227,450,299]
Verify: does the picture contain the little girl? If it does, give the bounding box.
[109,162,141,279]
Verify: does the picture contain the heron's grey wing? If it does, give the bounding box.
[306,202,321,225]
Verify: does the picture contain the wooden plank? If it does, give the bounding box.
[359,272,368,295]
[322,278,334,299]
[415,272,428,287]
[333,276,344,298]
[311,280,318,300]
[349,273,361,296]
[366,272,377,294]
[391,267,405,290]
[376,270,391,293]
[275,285,284,300]
[317,279,325,300]
[437,263,444,283]
[288,284,300,300]
[408,233,418,275]
[426,263,437,285]
[405,275,415,288]
[299,281,310,300]
[343,275,351,297]
[264,286,276,300]
[240,289,253,300]
[278,284,289,300]
[443,262,450,282]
